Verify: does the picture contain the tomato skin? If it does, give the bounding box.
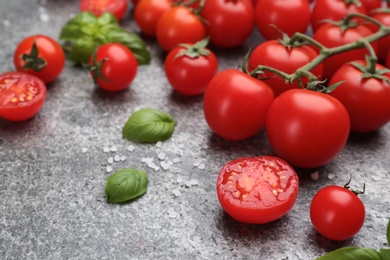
[311,0,367,32]
[134,0,172,37]
[367,10,390,62]
[13,35,65,84]
[328,60,390,133]
[387,51,390,68]
[200,0,255,48]
[216,156,299,224]
[248,40,323,97]
[360,0,382,13]
[156,6,207,52]
[164,45,218,96]
[266,89,350,169]
[310,185,365,241]
[79,0,128,20]
[255,0,310,40]
[313,23,377,81]
[89,43,138,92]
[0,72,46,122]
[203,69,274,141]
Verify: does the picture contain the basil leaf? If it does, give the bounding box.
[317,247,382,260]
[122,108,176,143]
[59,11,150,65]
[387,219,390,245]
[380,248,390,259]
[105,168,148,203]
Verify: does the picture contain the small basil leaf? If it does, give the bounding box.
[68,37,98,65]
[380,248,390,259]
[122,108,176,143]
[105,28,151,65]
[97,12,118,26]
[60,12,97,40]
[317,247,382,260]
[105,168,148,203]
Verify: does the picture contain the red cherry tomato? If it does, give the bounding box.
[13,35,65,84]
[387,51,390,67]
[200,0,255,48]
[255,0,311,40]
[310,184,365,241]
[134,0,172,37]
[156,6,207,52]
[367,10,390,62]
[0,72,46,122]
[328,60,390,133]
[266,89,350,168]
[131,0,140,5]
[79,0,128,20]
[203,69,274,141]
[360,0,382,13]
[313,23,377,80]
[164,41,218,96]
[216,156,299,224]
[248,40,323,97]
[88,43,138,92]
[311,0,367,32]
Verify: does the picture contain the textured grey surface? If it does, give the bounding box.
[1,1,390,259]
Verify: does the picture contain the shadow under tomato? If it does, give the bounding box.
[309,227,353,253]
[168,90,204,107]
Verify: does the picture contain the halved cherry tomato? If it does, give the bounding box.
[13,35,65,84]
[88,43,138,92]
[216,156,299,224]
[0,72,46,122]
[79,0,128,20]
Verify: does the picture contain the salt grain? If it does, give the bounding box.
[81,148,88,153]
[106,166,113,173]
[114,155,121,162]
[127,145,135,152]
[172,189,181,197]
[157,152,166,160]
[40,13,50,22]
[110,145,118,152]
[107,157,114,164]
[177,176,183,183]
[156,141,162,148]
[198,163,205,170]
[193,160,201,167]
[120,156,127,161]
[103,147,110,153]
[3,20,10,27]
[372,175,381,182]
[185,179,199,187]
[172,157,181,164]
[328,173,335,180]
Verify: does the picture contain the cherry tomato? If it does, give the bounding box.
[164,41,218,96]
[134,0,172,37]
[131,0,140,5]
[248,40,323,97]
[313,23,378,81]
[360,0,382,13]
[328,60,390,133]
[13,35,65,84]
[266,89,350,169]
[203,69,274,141]
[367,10,390,62]
[88,43,138,92]
[0,72,46,122]
[79,0,128,20]
[200,0,255,48]
[255,0,311,40]
[310,184,365,241]
[156,6,207,52]
[216,156,299,224]
[311,0,367,32]
[387,51,390,68]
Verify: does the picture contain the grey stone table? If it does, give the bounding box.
[1,1,389,259]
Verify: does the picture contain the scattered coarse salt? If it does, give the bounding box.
[103,146,110,153]
[107,157,114,164]
[193,160,201,167]
[120,156,127,161]
[40,13,50,22]
[311,171,319,181]
[3,20,10,27]
[157,152,166,160]
[156,141,162,148]
[172,189,181,197]
[172,157,181,164]
[328,173,335,180]
[127,145,135,152]
[114,155,121,162]
[177,176,183,183]
[167,208,179,219]
[198,163,206,170]
[106,166,113,173]
[185,179,199,188]
[372,175,382,182]
[110,145,118,152]
[81,148,88,153]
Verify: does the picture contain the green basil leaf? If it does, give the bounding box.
[59,11,150,65]
[122,108,176,143]
[316,247,382,260]
[387,219,390,245]
[105,28,151,65]
[105,168,148,203]
[380,248,390,259]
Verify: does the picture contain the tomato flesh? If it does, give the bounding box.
[216,156,299,224]
[0,72,46,122]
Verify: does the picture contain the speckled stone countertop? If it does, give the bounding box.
[1,1,389,259]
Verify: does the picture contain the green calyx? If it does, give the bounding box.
[175,37,210,59]
[343,0,362,7]
[20,39,47,71]
[350,56,390,86]
[85,49,109,85]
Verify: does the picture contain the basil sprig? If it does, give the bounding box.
[122,108,176,143]
[105,168,148,203]
[317,219,390,260]
[59,12,150,65]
